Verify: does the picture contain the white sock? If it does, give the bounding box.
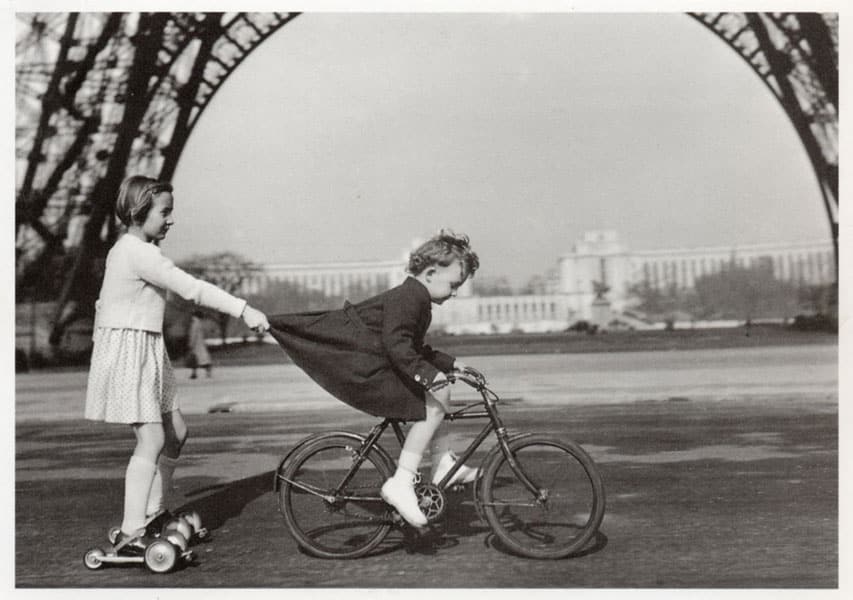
[394,450,421,481]
[121,455,157,535]
[145,455,179,516]
[146,469,164,517]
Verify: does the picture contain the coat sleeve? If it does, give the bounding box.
[421,344,456,373]
[381,291,449,389]
[134,244,247,318]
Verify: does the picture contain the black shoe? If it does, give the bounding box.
[145,509,174,535]
[113,530,156,556]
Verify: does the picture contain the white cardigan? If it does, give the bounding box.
[94,234,247,333]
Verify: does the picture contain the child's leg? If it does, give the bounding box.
[430,424,452,460]
[146,409,188,516]
[122,422,165,536]
[398,388,449,472]
[381,390,448,527]
[430,389,479,485]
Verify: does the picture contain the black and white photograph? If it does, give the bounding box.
[8,0,845,596]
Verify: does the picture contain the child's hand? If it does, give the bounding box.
[242,305,270,333]
[454,362,485,385]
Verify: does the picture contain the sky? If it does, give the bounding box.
[153,12,832,286]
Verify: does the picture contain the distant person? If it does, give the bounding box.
[270,230,479,527]
[186,312,212,379]
[84,175,269,558]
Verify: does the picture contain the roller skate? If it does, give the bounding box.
[106,509,173,545]
[83,530,192,573]
[106,509,207,548]
[161,510,208,548]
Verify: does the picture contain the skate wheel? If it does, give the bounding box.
[164,530,189,552]
[84,547,105,570]
[144,540,177,573]
[179,510,202,533]
[164,518,193,541]
[107,526,121,545]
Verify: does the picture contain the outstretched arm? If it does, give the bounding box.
[135,243,269,331]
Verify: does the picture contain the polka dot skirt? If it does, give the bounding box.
[85,327,177,424]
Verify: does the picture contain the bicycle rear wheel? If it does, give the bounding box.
[480,435,605,559]
[278,434,395,559]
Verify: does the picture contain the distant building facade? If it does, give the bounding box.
[243,259,405,297]
[555,230,834,323]
[245,231,835,333]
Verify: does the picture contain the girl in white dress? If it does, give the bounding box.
[84,175,270,555]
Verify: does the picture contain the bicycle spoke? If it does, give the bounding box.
[280,436,394,558]
[481,436,605,559]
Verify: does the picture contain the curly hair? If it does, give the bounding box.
[115,175,173,227]
[407,229,480,277]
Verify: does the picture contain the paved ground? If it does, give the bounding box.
[15,394,837,589]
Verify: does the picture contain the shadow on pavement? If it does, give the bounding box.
[177,470,275,532]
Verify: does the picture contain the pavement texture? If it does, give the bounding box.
[15,395,838,589]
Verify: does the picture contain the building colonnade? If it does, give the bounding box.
[240,231,835,332]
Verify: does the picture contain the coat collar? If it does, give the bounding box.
[403,276,432,304]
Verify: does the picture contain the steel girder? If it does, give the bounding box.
[15,12,299,344]
[689,13,838,272]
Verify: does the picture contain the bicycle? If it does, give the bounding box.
[274,367,605,559]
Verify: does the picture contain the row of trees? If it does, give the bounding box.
[627,259,836,324]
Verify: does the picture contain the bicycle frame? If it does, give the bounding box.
[337,371,542,498]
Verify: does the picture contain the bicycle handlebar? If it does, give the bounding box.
[447,366,487,389]
[426,366,488,394]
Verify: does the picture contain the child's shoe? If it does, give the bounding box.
[113,530,157,556]
[144,509,174,535]
[381,473,428,528]
[431,451,479,486]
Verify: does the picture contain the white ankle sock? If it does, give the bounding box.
[395,450,421,480]
[121,455,157,535]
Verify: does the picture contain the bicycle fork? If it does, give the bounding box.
[486,399,549,505]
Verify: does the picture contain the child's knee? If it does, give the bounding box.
[134,424,166,457]
[174,420,188,447]
[168,427,187,453]
[164,412,188,452]
[430,386,451,411]
[425,394,449,420]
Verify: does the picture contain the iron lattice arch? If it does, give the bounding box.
[14,12,838,346]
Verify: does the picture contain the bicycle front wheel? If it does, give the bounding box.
[480,435,605,559]
[278,434,395,559]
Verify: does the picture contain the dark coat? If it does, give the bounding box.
[268,276,456,420]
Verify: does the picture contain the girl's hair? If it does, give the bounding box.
[115,175,173,226]
[408,229,480,277]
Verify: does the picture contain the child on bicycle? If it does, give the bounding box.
[269,229,480,527]
[84,175,270,556]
